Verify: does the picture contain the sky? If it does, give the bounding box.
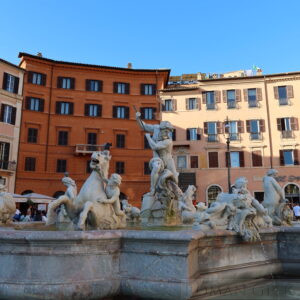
[1,0,300,76]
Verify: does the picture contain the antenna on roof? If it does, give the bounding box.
[127,62,132,69]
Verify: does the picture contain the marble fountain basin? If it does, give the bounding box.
[0,224,299,300]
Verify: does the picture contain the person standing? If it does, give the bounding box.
[293,203,300,221]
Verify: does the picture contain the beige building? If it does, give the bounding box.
[0,59,24,193]
[161,71,300,205]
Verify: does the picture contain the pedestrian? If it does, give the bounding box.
[293,203,300,221]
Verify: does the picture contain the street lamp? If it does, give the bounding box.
[224,117,232,194]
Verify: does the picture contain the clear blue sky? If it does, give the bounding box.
[1,0,300,75]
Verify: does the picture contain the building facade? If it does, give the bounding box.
[16,53,169,207]
[0,59,24,193]
[161,72,300,205]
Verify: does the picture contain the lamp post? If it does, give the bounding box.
[224,117,232,194]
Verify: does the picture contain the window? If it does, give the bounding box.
[87,133,97,151]
[84,104,102,117]
[274,85,293,105]
[0,104,16,125]
[227,121,239,141]
[190,156,198,168]
[141,107,155,120]
[177,156,187,169]
[56,102,73,115]
[2,73,19,94]
[144,135,150,149]
[116,134,125,148]
[26,97,44,112]
[207,122,218,142]
[207,185,222,206]
[247,88,257,107]
[28,128,38,143]
[57,77,75,89]
[86,160,92,173]
[58,131,68,146]
[86,80,102,92]
[141,84,156,95]
[227,151,244,168]
[186,128,200,141]
[206,92,215,109]
[186,98,198,110]
[280,150,299,166]
[227,90,236,108]
[116,161,125,174]
[208,152,219,168]
[278,86,288,105]
[56,159,67,173]
[144,162,151,174]
[171,129,176,141]
[114,82,129,94]
[163,99,174,112]
[252,150,263,167]
[277,117,298,138]
[248,120,261,140]
[28,71,46,86]
[0,142,10,170]
[113,106,129,119]
[25,157,36,171]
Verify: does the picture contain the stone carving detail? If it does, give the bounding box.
[262,169,293,226]
[194,177,272,241]
[0,184,16,225]
[122,200,141,223]
[136,112,185,225]
[179,185,197,224]
[47,151,126,230]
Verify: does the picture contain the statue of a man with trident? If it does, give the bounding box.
[135,110,178,196]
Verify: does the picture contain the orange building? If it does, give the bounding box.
[16,53,169,207]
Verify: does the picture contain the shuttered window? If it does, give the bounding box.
[208,152,218,168]
[56,102,74,115]
[144,162,151,174]
[186,128,201,141]
[141,84,156,95]
[25,157,36,171]
[112,106,129,119]
[86,80,102,92]
[56,159,67,173]
[226,151,244,168]
[144,135,150,149]
[141,107,156,120]
[190,156,198,168]
[252,150,263,167]
[0,104,16,125]
[116,161,125,174]
[84,104,102,117]
[28,71,46,86]
[2,72,19,94]
[27,128,38,143]
[58,131,68,146]
[57,77,75,89]
[116,134,125,148]
[113,82,130,94]
[26,97,44,112]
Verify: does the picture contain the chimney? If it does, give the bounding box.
[127,62,132,69]
[37,52,43,57]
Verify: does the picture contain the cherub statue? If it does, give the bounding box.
[121,199,141,223]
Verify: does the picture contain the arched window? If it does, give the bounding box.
[21,190,33,195]
[284,184,300,204]
[207,185,222,206]
[53,191,65,199]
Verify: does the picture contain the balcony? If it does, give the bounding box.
[206,103,216,110]
[281,130,294,139]
[0,160,16,172]
[75,144,106,154]
[248,100,258,108]
[229,133,240,141]
[227,101,236,109]
[250,132,263,140]
[279,98,289,106]
[207,134,219,142]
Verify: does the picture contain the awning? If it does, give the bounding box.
[13,193,55,204]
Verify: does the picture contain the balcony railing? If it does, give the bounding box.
[227,101,236,109]
[248,100,258,108]
[229,133,240,141]
[75,144,106,154]
[279,98,289,106]
[206,103,216,110]
[250,132,263,140]
[281,130,294,139]
[0,160,16,171]
[207,134,219,142]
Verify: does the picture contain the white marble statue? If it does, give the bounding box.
[262,169,292,226]
[136,112,184,225]
[47,151,126,230]
[121,199,141,223]
[194,177,272,242]
[179,185,197,224]
[0,184,16,225]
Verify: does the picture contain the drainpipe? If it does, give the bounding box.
[264,76,273,168]
[45,64,54,171]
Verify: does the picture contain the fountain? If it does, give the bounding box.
[0,117,298,300]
